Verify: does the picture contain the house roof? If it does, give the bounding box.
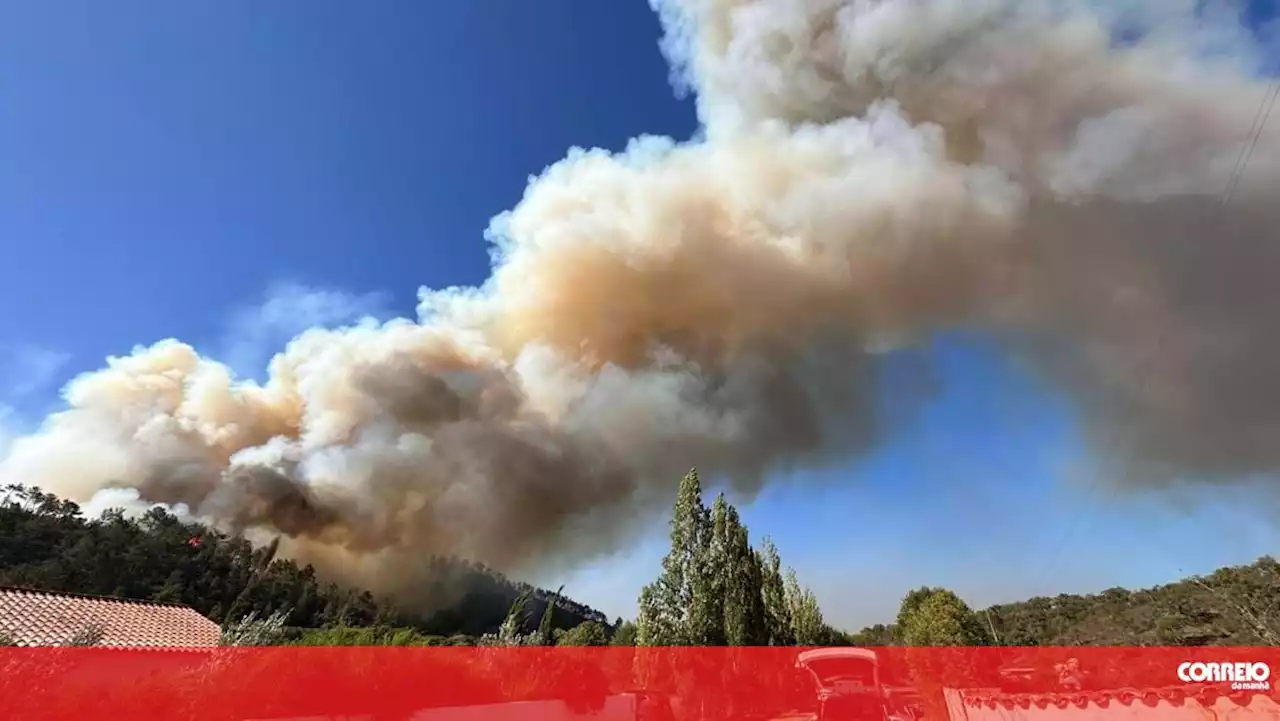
[0,586,220,649]
[961,686,1274,710]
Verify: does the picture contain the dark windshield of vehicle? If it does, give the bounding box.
[805,658,877,688]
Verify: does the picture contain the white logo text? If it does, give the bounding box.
[1177,662,1271,691]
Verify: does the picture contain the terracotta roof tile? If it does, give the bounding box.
[963,686,1277,710]
[0,586,220,649]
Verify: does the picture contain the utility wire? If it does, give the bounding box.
[1026,71,1279,603]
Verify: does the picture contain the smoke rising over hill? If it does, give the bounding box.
[1,0,1278,598]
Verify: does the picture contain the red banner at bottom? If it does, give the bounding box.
[1,646,1277,720]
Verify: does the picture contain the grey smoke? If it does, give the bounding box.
[0,0,1277,601]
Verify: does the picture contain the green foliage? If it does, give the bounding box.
[635,586,662,646]
[610,619,637,646]
[487,590,536,646]
[64,622,105,647]
[557,620,609,646]
[853,558,1280,647]
[817,624,854,646]
[895,587,934,634]
[637,468,831,647]
[288,626,456,646]
[719,504,767,645]
[897,588,989,646]
[981,557,1280,646]
[21,477,1280,651]
[638,468,710,646]
[699,494,730,645]
[537,586,564,646]
[758,537,795,646]
[0,483,604,643]
[785,568,827,645]
[847,623,894,646]
[220,609,290,647]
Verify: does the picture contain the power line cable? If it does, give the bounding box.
[1026,71,1279,601]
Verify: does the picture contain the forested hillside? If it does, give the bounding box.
[0,483,605,641]
[988,557,1280,645]
[851,556,1280,647]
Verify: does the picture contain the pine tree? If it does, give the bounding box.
[759,537,795,645]
[637,468,710,646]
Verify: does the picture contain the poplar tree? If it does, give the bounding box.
[636,586,665,646]
[786,567,827,645]
[638,469,829,647]
[721,505,767,645]
[637,468,710,646]
[693,494,730,645]
[759,537,796,645]
[742,544,768,644]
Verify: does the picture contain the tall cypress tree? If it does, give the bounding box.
[537,585,564,646]
[498,590,531,645]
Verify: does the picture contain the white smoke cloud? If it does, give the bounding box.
[1,0,1278,605]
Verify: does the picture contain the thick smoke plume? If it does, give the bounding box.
[2,0,1278,598]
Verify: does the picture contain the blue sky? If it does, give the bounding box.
[0,0,1278,629]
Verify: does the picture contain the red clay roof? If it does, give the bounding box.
[962,686,1276,710]
[0,586,220,648]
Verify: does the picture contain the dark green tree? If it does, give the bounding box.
[537,585,565,646]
